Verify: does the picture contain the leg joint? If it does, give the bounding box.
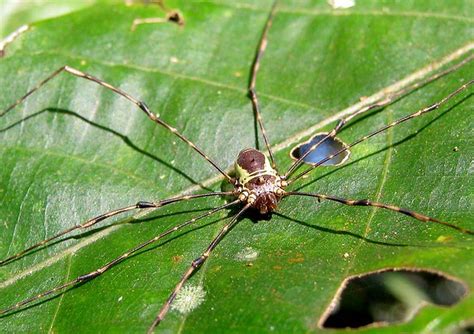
[137,201,156,208]
[191,255,207,268]
[248,88,257,98]
[354,199,370,206]
[138,101,154,117]
[78,271,99,281]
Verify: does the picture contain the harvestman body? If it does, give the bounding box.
[1,2,473,333]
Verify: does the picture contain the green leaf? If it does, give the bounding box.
[0,0,103,39]
[1,1,472,333]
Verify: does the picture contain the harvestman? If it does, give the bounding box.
[1,3,473,333]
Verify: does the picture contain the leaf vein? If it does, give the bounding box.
[47,254,73,333]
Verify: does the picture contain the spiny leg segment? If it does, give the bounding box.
[284,54,474,179]
[0,65,234,184]
[288,79,473,183]
[148,203,251,333]
[285,192,473,235]
[0,192,233,266]
[248,1,278,168]
[0,199,240,316]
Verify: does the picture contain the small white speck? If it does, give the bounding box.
[217,90,222,95]
[328,0,355,9]
[270,325,275,331]
[170,56,179,63]
[171,160,175,165]
[171,285,206,314]
[118,296,123,302]
[172,141,177,145]
[159,174,166,180]
[343,252,350,258]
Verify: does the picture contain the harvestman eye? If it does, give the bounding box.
[0,1,473,333]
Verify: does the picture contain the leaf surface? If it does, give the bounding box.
[0,1,473,333]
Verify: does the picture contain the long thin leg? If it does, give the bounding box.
[0,199,240,315]
[0,66,234,183]
[288,80,473,184]
[284,54,474,179]
[285,192,473,235]
[0,192,233,266]
[131,17,170,31]
[147,203,251,332]
[249,1,278,168]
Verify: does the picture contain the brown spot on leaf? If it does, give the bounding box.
[172,255,183,263]
[288,254,305,264]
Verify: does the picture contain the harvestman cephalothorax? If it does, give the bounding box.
[1,2,473,333]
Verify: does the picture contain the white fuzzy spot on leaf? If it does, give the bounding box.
[171,285,206,314]
[236,247,259,262]
[328,0,355,9]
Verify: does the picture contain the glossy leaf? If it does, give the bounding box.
[0,0,103,39]
[0,1,473,333]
